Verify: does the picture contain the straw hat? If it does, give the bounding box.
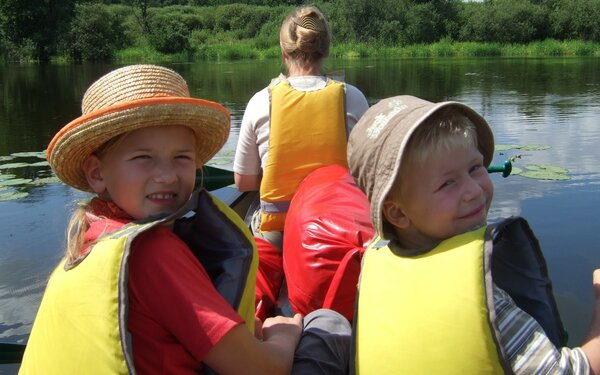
[47,64,230,192]
[347,95,494,239]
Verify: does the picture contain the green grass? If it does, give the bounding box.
[15,39,600,64]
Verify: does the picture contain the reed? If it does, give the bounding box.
[109,39,600,63]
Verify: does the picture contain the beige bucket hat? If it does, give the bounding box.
[347,95,495,239]
[47,64,230,192]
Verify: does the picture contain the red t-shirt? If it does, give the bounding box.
[86,215,244,374]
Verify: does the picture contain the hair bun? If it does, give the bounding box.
[293,14,326,32]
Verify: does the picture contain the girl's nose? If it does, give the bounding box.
[154,160,177,183]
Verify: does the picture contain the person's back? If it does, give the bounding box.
[347,95,600,374]
[233,5,369,249]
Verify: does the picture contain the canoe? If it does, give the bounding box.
[0,161,512,365]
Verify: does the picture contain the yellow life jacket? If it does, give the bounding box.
[354,217,566,375]
[259,77,347,232]
[20,189,257,375]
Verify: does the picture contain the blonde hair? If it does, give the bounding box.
[279,6,331,69]
[390,109,479,199]
[63,134,127,266]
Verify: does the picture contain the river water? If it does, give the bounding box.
[1,57,599,369]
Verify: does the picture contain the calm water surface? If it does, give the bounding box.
[1,58,599,363]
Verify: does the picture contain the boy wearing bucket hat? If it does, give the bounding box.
[347,95,600,374]
[19,65,350,375]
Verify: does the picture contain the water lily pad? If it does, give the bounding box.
[516,145,550,151]
[207,158,230,166]
[30,176,62,185]
[509,166,523,175]
[0,178,33,186]
[10,151,46,159]
[0,191,29,201]
[495,144,550,152]
[29,160,50,167]
[218,150,236,158]
[495,145,519,151]
[0,162,30,170]
[0,174,16,181]
[519,164,570,180]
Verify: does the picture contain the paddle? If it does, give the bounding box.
[487,160,512,178]
[202,161,514,185]
[198,165,235,191]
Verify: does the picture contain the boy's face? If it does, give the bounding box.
[84,125,197,220]
[383,143,493,249]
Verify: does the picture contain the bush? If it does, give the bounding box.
[402,3,442,45]
[147,14,190,54]
[69,3,127,62]
[459,0,549,44]
[550,0,600,42]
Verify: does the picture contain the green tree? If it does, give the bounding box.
[147,12,191,53]
[69,3,127,61]
[0,0,75,62]
[459,0,549,43]
[549,0,600,41]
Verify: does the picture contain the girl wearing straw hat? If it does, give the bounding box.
[19,65,350,375]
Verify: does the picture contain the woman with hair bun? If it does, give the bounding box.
[234,5,369,251]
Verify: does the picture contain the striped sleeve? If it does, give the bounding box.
[494,284,590,374]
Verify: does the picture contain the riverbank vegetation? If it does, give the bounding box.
[2,0,600,64]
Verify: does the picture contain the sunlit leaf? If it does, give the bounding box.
[217,150,236,157]
[495,145,519,151]
[0,178,33,186]
[29,161,50,167]
[526,164,567,174]
[0,162,30,170]
[207,158,230,165]
[0,174,17,181]
[509,166,523,175]
[516,145,550,151]
[519,164,570,180]
[29,177,62,185]
[0,191,29,201]
[0,156,14,162]
[495,144,550,152]
[10,151,46,159]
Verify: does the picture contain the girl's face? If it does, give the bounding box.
[384,143,493,250]
[84,125,197,220]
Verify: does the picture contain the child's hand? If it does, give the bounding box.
[262,313,303,345]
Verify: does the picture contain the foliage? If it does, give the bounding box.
[0,0,75,62]
[147,11,191,54]
[548,0,600,41]
[69,3,128,61]
[459,0,549,43]
[2,0,600,63]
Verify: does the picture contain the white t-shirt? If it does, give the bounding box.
[233,76,369,176]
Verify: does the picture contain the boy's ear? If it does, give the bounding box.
[83,155,106,194]
[382,199,410,229]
